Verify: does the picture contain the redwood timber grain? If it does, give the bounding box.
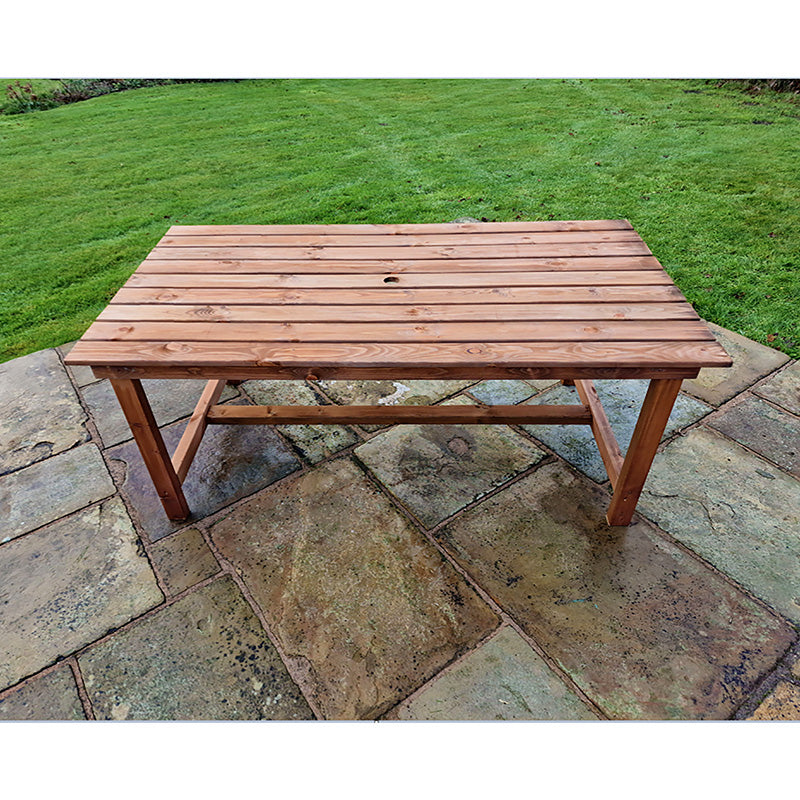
[111,285,685,306]
[158,231,642,247]
[89,364,702,381]
[98,302,702,324]
[126,269,674,289]
[574,379,624,486]
[605,378,683,526]
[146,241,652,261]
[205,403,594,426]
[167,220,634,235]
[83,320,715,344]
[170,379,228,483]
[69,340,733,370]
[137,256,663,274]
[109,378,189,520]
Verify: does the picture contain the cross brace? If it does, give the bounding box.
[109,376,681,527]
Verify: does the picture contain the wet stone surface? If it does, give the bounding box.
[434,462,795,719]
[753,361,800,416]
[682,322,789,406]
[0,348,89,475]
[355,396,545,528]
[468,379,556,406]
[317,379,475,431]
[108,411,301,541]
[639,428,800,623]
[1,444,115,542]
[395,626,597,720]
[81,378,236,448]
[709,394,800,477]
[0,666,85,720]
[748,682,800,720]
[318,378,475,407]
[242,379,360,463]
[209,458,499,720]
[149,527,220,596]
[523,380,710,483]
[79,577,313,720]
[0,497,163,690]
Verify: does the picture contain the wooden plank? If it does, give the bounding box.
[170,379,228,483]
[89,364,702,381]
[111,285,686,306]
[606,379,683,526]
[167,220,634,236]
[66,340,735,369]
[126,270,675,289]
[205,403,594,426]
[97,302,702,324]
[158,231,643,247]
[137,256,663,274]
[574,379,624,486]
[109,379,189,520]
[83,320,716,344]
[146,241,652,261]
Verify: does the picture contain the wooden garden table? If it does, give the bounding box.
[65,220,731,526]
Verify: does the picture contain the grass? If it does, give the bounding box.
[1,78,798,362]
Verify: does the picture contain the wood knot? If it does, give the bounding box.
[161,342,192,353]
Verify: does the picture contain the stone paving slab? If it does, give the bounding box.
[318,378,475,407]
[748,682,800,720]
[0,666,84,720]
[708,394,800,477]
[242,379,360,463]
[3,327,798,721]
[0,348,89,475]
[1,444,115,543]
[0,497,163,690]
[434,462,795,719]
[149,528,220,596]
[395,626,597,720]
[638,428,800,623]
[754,361,800,416]
[80,378,236,448]
[209,458,499,720]
[523,380,711,483]
[468,379,556,405]
[317,379,476,431]
[355,396,546,528]
[78,576,313,720]
[107,411,301,541]
[682,322,789,406]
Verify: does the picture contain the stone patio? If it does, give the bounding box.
[1,325,799,720]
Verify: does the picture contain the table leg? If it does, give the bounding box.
[110,378,190,521]
[605,378,682,526]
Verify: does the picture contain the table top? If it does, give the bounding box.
[66,220,732,381]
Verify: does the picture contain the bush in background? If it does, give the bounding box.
[1,78,210,114]
[3,81,58,114]
[712,79,800,95]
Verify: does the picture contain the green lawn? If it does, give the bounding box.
[1,78,798,362]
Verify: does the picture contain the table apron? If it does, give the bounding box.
[90,365,701,381]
